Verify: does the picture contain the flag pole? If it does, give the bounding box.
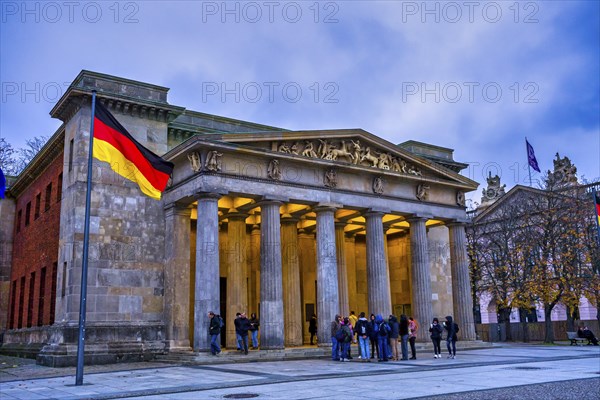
[593,188,600,246]
[75,90,96,386]
[526,137,532,187]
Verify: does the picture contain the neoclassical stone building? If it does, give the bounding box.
[1,71,478,365]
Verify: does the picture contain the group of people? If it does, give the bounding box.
[207,311,260,356]
[329,311,460,362]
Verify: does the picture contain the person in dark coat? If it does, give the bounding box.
[249,313,260,349]
[375,314,390,362]
[444,315,457,358]
[354,312,371,361]
[429,317,443,358]
[309,314,317,345]
[399,314,409,360]
[369,314,379,359]
[577,325,599,345]
[238,313,252,355]
[208,311,222,355]
[388,315,400,360]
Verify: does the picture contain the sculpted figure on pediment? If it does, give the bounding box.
[290,142,300,155]
[302,141,318,158]
[268,159,282,180]
[318,139,334,159]
[377,153,392,170]
[361,147,380,167]
[408,165,422,176]
[350,140,362,165]
[188,151,201,172]
[205,150,223,172]
[329,140,354,162]
[278,142,292,153]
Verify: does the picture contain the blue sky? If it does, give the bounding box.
[1,1,599,203]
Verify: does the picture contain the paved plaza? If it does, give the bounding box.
[0,343,598,399]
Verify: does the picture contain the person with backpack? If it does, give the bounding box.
[249,313,260,349]
[354,312,371,361]
[238,313,252,355]
[375,314,390,362]
[399,314,409,360]
[429,317,443,359]
[338,317,353,362]
[330,314,341,361]
[208,311,222,356]
[444,315,458,359]
[369,314,379,360]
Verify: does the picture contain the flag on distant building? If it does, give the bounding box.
[526,139,541,173]
[595,190,600,227]
[0,167,5,199]
[92,101,174,200]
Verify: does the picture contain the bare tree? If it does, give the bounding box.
[0,138,18,176]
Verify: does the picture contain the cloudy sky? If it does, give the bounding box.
[1,1,598,203]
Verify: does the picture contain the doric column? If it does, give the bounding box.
[164,203,192,350]
[281,215,303,346]
[335,221,349,317]
[249,223,260,318]
[408,216,433,341]
[194,193,221,351]
[315,206,339,347]
[260,201,284,349]
[365,211,392,317]
[226,209,248,349]
[449,222,476,340]
[345,233,357,314]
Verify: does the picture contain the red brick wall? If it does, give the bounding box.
[8,153,63,329]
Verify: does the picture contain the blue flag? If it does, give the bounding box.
[0,167,5,199]
[526,139,541,173]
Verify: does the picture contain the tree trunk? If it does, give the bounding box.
[565,305,577,332]
[519,308,529,343]
[498,306,512,341]
[543,304,554,344]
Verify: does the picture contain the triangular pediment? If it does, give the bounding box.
[187,129,478,191]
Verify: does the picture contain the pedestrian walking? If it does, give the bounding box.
[238,313,251,354]
[208,311,222,356]
[249,313,260,349]
[399,314,409,360]
[409,316,418,359]
[444,315,458,359]
[429,317,443,358]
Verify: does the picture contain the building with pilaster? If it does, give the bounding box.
[1,71,479,366]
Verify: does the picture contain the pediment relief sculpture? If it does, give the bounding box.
[275,139,422,176]
[324,169,337,188]
[268,159,282,180]
[416,183,430,201]
[205,150,223,172]
[187,151,201,172]
[373,176,384,194]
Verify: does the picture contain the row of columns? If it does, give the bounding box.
[164,195,476,351]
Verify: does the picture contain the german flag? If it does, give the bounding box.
[92,101,173,200]
[595,190,600,227]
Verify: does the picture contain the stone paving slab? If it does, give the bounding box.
[0,344,598,399]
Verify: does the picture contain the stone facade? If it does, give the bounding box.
[1,71,479,365]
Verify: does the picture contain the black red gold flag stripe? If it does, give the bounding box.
[92,101,173,200]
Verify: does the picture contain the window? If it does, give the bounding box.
[16,210,22,233]
[27,272,35,328]
[68,139,74,172]
[38,267,46,326]
[34,193,41,220]
[25,202,31,226]
[45,183,52,211]
[57,173,63,203]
